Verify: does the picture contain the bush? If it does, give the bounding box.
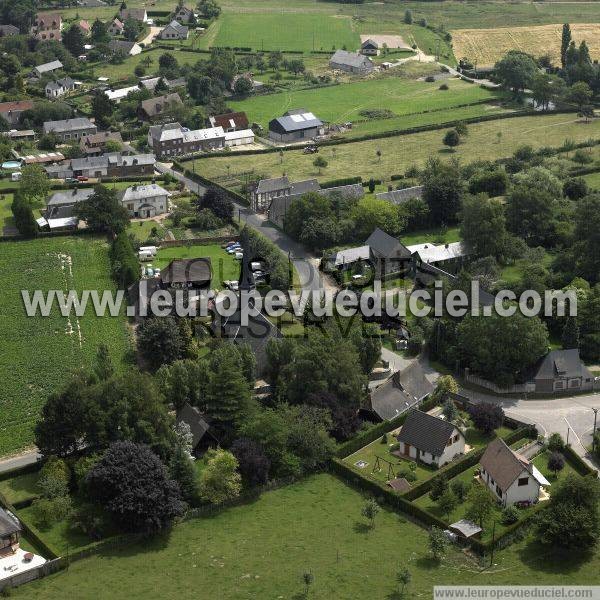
[439,83,449,90]
[547,432,564,452]
[425,75,436,83]
[563,177,588,200]
[502,505,519,525]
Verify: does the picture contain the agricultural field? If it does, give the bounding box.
[151,243,240,289]
[453,24,600,67]
[199,12,359,52]
[0,237,131,455]
[14,472,600,600]
[192,113,600,185]
[229,75,502,130]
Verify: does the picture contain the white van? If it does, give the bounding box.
[11,172,21,182]
[139,246,158,256]
[138,250,153,262]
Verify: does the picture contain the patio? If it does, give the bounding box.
[0,549,46,582]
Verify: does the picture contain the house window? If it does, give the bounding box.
[518,477,529,487]
[554,380,565,390]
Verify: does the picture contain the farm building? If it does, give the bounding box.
[376,186,424,205]
[160,20,189,40]
[31,60,63,78]
[69,153,155,178]
[268,109,323,143]
[479,438,549,507]
[173,5,195,23]
[250,176,319,212]
[161,258,212,290]
[329,50,374,75]
[366,228,412,278]
[396,409,465,467]
[118,183,170,218]
[360,39,380,56]
[224,129,255,147]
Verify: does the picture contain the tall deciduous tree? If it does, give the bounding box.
[460,194,508,260]
[420,157,464,226]
[560,23,572,70]
[86,441,185,533]
[75,185,130,234]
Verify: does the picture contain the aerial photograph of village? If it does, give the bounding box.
[0,0,599,597]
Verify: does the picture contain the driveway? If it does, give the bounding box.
[0,449,40,474]
[139,26,164,47]
[156,163,330,291]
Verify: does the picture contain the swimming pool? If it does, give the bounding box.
[1,161,22,170]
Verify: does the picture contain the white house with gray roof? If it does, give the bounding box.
[70,153,155,178]
[329,50,374,75]
[43,117,97,141]
[160,20,189,40]
[396,409,465,467]
[119,183,170,218]
[45,77,75,99]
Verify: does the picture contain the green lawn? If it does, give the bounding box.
[14,472,600,599]
[199,12,359,52]
[413,448,579,542]
[0,471,39,505]
[342,422,515,487]
[192,113,600,185]
[0,237,131,455]
[229,76,501,130]
[500,251,554,284]
[400,226,461,246]
[152,243,240,289]
[584,171,600,191]
[0,191,14,233]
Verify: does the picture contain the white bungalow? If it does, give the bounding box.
[119,183,170,218]
[396,409,465,467]
[479,438,550,507]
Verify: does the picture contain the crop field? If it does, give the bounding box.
[192,113,600,185]
[0,237,130,456]
[452,24,600,67]
[199,12,359,52]
[229,76,502,129]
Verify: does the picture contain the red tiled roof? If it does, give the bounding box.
[0,100,34,114]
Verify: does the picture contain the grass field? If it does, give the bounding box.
[584,171,600,191]
[152,243,240,289]
[229,76,501,129]
[0,237,131,456]
[14,473,600,599]
[200,12,359,52]
[192,113,600,185]
[0,471,39,505]
[453,23,600,67]
[0,191,14,233]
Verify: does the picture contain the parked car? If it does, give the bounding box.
[234,251,243,260]
[76,176,88,182]
[222,240,237,248]
[303,145,318,154]
[227,246,242,254]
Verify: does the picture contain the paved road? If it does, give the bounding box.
[0,450,40,474]
[156,163,328,291]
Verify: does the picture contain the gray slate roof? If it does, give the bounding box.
[0,507,21,537]
[176,403,210,450]
[321,183,365,200]
[366,228,411,259]
[256,176,290,195]
[376,186,423,205]
[47,187,94,207]
[330,49,373,70]
[397,409,459,457]
[534,349,593,381]
[161,258,211,285]
[161,20,188,38]
[43,117,95,134]
[140,93,183,118]
[450,519,482,538]
[109,40,138,54]
[34,60,63,74]
[269,110,322,133]
[119,183,169,202]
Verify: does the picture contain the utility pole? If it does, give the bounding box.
[489,520,496,567]
[593,408,598,452]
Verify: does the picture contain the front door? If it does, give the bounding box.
[403,443,411,457]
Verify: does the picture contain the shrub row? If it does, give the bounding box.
[563,444,598,477]
[320,176,362,188]
[177,163,249,207]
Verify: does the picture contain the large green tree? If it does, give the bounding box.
[494,50,537,95]
[420,157,465,226]
[75,184,130,234]
[572,194,600,284]
[460,194,508,260]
